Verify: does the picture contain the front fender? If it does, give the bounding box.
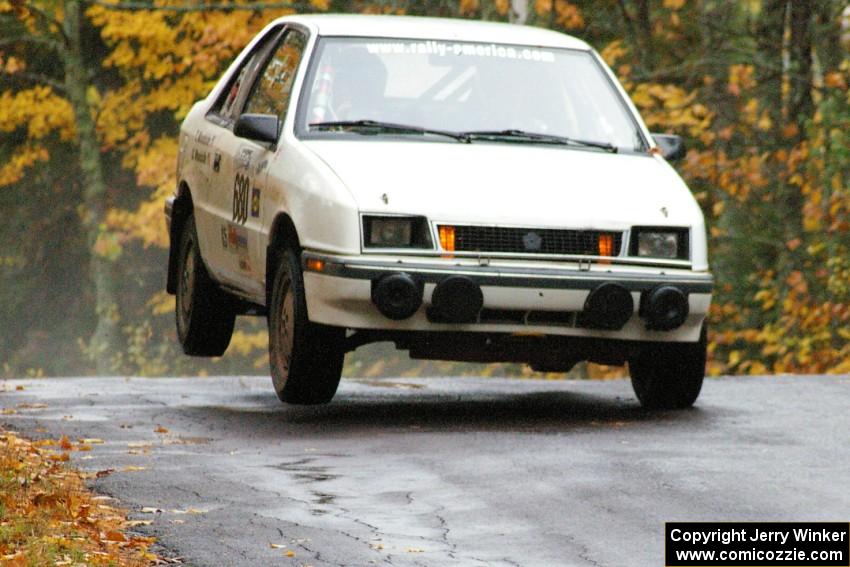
[263,136,361,256]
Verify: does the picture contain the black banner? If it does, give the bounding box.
[666,522,850,566]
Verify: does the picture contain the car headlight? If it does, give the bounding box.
[363,215,433,249]
[631,227,688,260]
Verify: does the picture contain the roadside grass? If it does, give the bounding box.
[0,430,156,566]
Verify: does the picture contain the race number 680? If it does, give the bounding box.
[232,172,250,224]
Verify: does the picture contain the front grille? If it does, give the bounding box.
[447,225,623,256]
[478,308,579,327]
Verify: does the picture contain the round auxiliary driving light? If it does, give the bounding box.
[578,282,634,330]
[641,285,688,331]
[371,273,422,320]
[428,276,484,324]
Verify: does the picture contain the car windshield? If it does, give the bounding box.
[298,37,645,152]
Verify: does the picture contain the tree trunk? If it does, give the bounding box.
[63,0,119,374]
[783,0,814,253]
[509,0,527,24]
[788,0,814,123]
[756,0,786,129]
[636,0,652,65]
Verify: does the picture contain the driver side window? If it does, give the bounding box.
[209,27,283,124]
[242,29,308,124]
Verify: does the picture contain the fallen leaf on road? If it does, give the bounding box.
[163,436,210,445]
[1,408,16,415]
[406,547,425,553]
[103,530,127,542]
[369,543,385,550]
[79,438,104,444]
[269,543,286,549]
[154,426,169,434]
[96,469,115,478]
[59,436,73,450]
[17,402,47,409]
[15,385,24,391]
[285,550,295,557]
[121,466,147,472]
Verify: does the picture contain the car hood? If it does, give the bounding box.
[302,139,702,230]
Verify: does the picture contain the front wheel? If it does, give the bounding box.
[268,248,345,404]
[628,325,707,409]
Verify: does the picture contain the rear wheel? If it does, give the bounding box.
[629,325,707,409]
[268,248,345,404]
[175,216,235,356]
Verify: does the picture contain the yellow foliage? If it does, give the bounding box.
[459,0,479,16]
[0,143,49,186]
[600,40,628,67]
[0,87,75,143]
[229,329,270,368]
[494,0,510,16]
[534,0,584,29]
[3,55,25,73]
[146,291,175,316]
[629,83,712,138]
[727,64,756,96]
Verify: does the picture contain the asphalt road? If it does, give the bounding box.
[1,374,848,566]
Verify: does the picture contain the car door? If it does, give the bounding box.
[205,27,309,299]
[234,27,310,296]
[198,27,283,293]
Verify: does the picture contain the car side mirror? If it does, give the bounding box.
[234,113,279,145]
[651,133,686,162]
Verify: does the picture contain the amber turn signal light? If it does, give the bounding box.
[598,233,614,257]
[439,226,456,252]
[305,258,325,272]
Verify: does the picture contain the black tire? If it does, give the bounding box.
[268,248,345,404]
[629,325,707,409]
[175,216,236,356]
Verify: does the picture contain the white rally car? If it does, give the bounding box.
[166,14,713,408]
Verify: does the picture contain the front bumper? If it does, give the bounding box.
[301,252,713,342]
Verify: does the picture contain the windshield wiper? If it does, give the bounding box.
[461,129,618,153]
[309,120,470,143]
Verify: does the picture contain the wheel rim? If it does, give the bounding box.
[178,239,195,328]
[273,278,295,383]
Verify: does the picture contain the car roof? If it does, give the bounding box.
[277,14,591,50]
